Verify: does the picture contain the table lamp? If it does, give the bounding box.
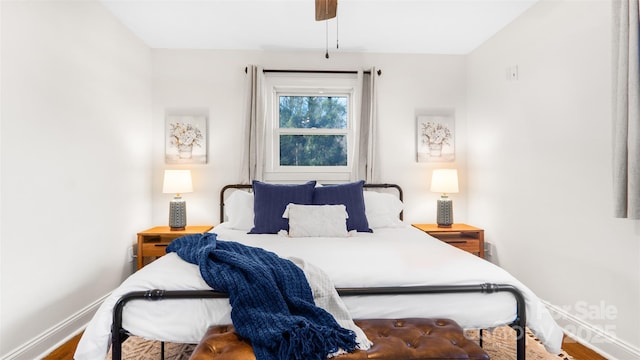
[430,169,459,228]
[162,170,193,231]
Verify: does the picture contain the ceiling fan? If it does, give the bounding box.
[315,0,337,21]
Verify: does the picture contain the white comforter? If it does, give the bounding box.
[75,224,564,359]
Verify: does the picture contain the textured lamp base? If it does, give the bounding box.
[436,197,454,228]
[169,198,187,231]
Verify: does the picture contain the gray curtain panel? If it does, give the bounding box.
[356,68,379,183]
[241,65,265,183]
[612,0,640,218]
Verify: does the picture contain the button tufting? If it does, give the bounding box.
[191,319,489,360]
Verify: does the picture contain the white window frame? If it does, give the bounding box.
[263,73,359,182]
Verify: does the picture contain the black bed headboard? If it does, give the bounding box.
[219,183,403,224]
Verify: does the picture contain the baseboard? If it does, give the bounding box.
[1,293,109,360]
[543,300,640,360]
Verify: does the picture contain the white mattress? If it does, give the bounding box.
[75,224,564,360]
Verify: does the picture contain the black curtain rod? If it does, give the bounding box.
[244,67,381,76]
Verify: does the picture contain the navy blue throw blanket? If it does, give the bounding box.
[166,233,356,360]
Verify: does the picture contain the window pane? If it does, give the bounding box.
[279,96,347,129]
[280,135,347,166]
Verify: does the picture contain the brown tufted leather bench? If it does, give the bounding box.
[189,318,489,360]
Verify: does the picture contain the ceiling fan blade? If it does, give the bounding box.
[315,0,337,21]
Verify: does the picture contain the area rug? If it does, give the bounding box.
[465,327,572,360]
[107,326,572,359]
[107,340,195,360]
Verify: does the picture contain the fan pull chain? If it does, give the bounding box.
[336,12,339,49]
[325,20,329,58]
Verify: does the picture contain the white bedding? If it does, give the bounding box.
[75,223,564,360]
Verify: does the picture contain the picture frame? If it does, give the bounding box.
[165,113,208,164]
[416,114,455,162]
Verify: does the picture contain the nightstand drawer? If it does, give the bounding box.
[411,224,485,258]
[141,242,170,257]
[442,238,480,255]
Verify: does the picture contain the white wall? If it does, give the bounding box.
[467,0,640,357]
[150,50,469,227]
[0,2,152,358]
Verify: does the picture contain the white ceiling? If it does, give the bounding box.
[100,0,538,55]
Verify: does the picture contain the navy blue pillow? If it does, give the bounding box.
[313,180,372,232]
[249,180,316,234]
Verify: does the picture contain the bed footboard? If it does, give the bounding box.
[111,283,526,360]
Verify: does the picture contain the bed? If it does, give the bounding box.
[74,181,564,360]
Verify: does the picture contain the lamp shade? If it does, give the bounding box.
[162,170,193,195]
[430,169,459,194]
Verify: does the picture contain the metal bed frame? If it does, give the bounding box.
[112,285,527,360]
[111,183,528,360]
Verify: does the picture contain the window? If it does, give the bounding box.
[264,73,358,182]
[278,95,348,166]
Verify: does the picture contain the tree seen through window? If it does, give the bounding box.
[279,96,348,166]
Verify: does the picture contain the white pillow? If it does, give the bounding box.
[282,204,349,237]
[225,190,254,230]
[363,191,404,228]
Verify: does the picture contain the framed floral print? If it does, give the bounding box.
[416,114,455,162]
[165,114,207,164]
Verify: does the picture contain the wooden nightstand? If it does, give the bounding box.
[137,225,213,270]
[412,223,485,258]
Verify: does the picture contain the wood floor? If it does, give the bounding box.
[562,334,609,360]
[43,331,609,360]
[42,332,82,360]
